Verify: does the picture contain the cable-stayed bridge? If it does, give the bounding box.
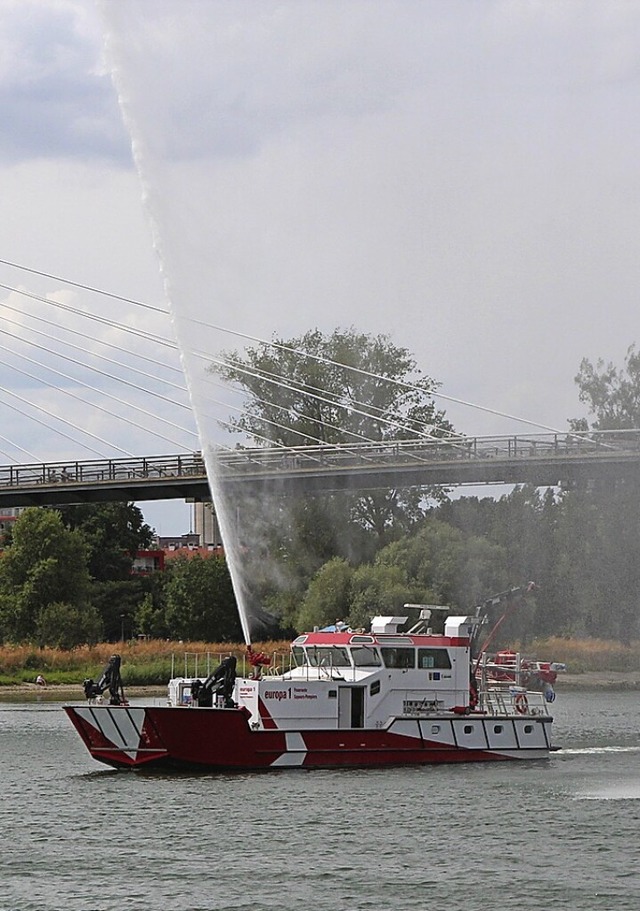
[1,430,639,508]
[1,261,639,513]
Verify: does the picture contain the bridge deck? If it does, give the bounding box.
[0,432,639,507]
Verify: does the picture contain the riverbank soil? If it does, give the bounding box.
[556,671,640,690]
[2,672,640,696]
[0,684,166,698]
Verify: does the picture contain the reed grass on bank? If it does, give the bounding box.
[1,636,639,686]
[525,637,640,674]
[0,639,291,686]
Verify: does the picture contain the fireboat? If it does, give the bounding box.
[64,586,560,771]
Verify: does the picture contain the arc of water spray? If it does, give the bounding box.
[99,18,255,645]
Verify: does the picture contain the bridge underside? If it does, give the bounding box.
[0,477,212,508]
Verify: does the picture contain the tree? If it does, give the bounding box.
[571,343,640,430]
[215,327,455,541]
[347,562,419,632]
[36,601,103,649]
[164,555,241,642]
[218,327,451,446]
[377,517,507,611]
[297,557,354,633]
[134,591,170,640]
[55,503,154,581]
[568,345,640,637]
[0,508,91,642]
[91,576,161,641]
[296,516,509,636]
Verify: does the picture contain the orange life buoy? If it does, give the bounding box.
[514,692,528,714]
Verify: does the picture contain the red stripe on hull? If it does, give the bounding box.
[65,705,547,771]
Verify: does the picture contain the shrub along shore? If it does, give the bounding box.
[1,636,640,691]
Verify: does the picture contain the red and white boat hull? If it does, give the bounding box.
[64,704,553,771]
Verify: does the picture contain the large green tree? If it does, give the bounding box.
[0,508,94,643]
[164,555,241,642]
[212,328,457,633]
[215,327,455,541]
[218,327,452,447]
[55,503,154,581]
[571,343,640,430]
[296,517,508,636]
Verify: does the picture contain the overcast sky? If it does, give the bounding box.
[1,0,639,532]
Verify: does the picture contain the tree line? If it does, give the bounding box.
[0,504,242,648]
[0,332,637,648]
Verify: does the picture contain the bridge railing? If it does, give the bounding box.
[1,430,639,491]
[0,452,206,489]
[214,429,640,475]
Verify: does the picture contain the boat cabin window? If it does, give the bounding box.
[351,646,382,667]
[417,648,452,670]
[380,647,415,669]
[306,646,351,668]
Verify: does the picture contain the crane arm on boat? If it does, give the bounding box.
[471,582,536,660]
[83,654,127,706]
[191,656,237,707]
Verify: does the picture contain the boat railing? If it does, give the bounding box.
[479,686,551,717]
[171,650,293,681]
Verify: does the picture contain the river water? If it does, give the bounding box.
[1,690,639,911]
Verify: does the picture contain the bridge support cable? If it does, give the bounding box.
[1,281,343,456]
[0,260,572,438]
[3,284,460,457]
[0,304,187,383]
[0,386,128,459]
[0,353,199,452]
[0,320,196,426]
[2,277,463,465]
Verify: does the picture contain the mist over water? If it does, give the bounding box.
[101,2,464,641]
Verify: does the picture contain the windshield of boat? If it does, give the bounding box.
[351,646,382,667]
[380,647,415,669]
[305,646,351,668]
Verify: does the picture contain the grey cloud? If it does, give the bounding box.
[105,2,429,162]
[0,3,130,164]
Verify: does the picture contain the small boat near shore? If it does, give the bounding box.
[64,587,558,772]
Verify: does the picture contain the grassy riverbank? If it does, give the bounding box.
[0,639,289,688]
[523,635,640,674]
[1,635,639,689]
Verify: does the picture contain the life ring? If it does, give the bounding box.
[514,692,528,714]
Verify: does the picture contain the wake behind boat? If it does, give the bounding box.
[64,589,557,771]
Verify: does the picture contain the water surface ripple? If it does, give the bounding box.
[1,692,639,910]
